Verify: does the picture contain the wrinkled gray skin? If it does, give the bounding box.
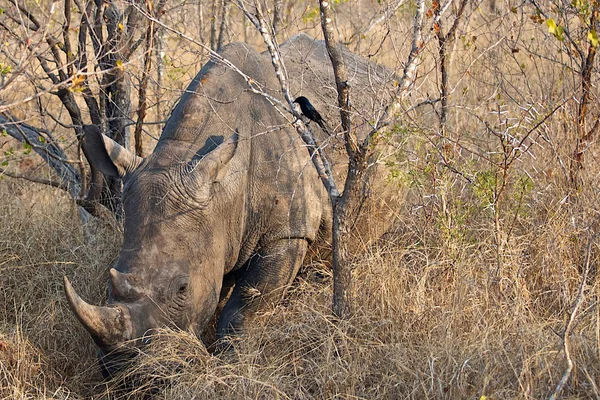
[64,41,331,375]
[65,33,399,378]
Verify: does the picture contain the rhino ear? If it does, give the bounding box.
[82,125,142,178]
[180,132,239,202]
[193,131,239,183]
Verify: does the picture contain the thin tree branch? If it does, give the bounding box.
[319,0,354,156]
[0,167,70,191]
[362,0,407,36]
[550,233,594,400]
[234,0,340,198]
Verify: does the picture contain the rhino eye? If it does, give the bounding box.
[178,282,188,294]
[171,276,189,298]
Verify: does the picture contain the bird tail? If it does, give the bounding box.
[317,119,333,137]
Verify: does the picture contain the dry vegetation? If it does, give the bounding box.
[2,0,600,399]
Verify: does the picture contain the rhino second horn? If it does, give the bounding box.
[63,276,132,347]
[110,268,142,300]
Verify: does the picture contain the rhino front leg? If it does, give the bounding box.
[217,238,308,338]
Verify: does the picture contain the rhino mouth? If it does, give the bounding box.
[98,346,138,379]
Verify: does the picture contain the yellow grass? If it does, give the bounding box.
[1,156,600,399]
[2,2,600,399]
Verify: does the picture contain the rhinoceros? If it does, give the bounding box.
[64,34,396,375]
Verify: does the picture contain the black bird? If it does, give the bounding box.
[294,96,331,136]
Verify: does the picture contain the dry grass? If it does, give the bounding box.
[2,157,600,399]
[0,180,121,399]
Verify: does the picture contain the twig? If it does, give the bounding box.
[233,0,339,198]
[350,0,408,41]
[550,233,594,400]
[0,167,70,191]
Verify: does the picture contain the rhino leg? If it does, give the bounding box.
[217,238,308,338]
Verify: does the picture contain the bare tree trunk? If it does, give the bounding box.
[273,0,283,35]
[319,0,361,319]
[210,0,218,51]
[571,3,599,187]
[216,0,230,51]
[318,0,434,318]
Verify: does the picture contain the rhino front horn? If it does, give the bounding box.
[63,276,132,348]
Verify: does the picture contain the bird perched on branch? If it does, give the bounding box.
[294,96,332,136]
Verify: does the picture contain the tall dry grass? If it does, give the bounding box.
[0,180,121,398]
[1,152,600,399]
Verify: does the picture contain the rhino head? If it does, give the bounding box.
[65,125,240,376]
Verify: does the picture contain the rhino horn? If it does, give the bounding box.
[109,268,143,300]
[63,276,132,347]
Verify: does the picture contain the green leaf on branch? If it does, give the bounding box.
[0,63,12,76]
[588,30,598,47]
[22,142,32,155]
[546,19,565,41]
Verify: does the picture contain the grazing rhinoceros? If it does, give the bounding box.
[64,34,397,375]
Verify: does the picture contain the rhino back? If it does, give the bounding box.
[144,42,327,264]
